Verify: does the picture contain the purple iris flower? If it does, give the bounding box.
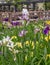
[43,26,49,35]
[18,30,28,37]
[11,21,21,26]
[4,18,8,21]
[22,14,29,21]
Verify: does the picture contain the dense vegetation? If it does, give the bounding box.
[0,20,50,65]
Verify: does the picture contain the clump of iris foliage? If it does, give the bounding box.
[0,20,50,65]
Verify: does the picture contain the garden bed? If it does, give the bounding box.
[0,20,50,65]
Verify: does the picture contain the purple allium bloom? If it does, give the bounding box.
[18,30,28,37]
[43,26,49,35]
[11,21,21,26]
